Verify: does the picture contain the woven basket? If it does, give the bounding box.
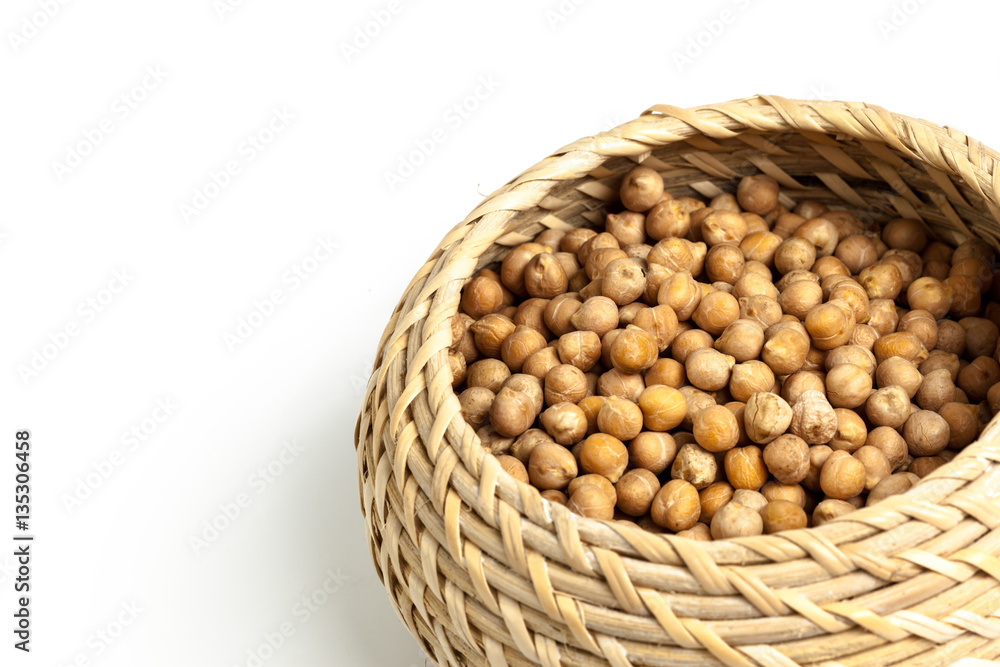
[355,95,1000,667]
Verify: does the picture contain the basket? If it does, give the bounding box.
[355,95,1000,666]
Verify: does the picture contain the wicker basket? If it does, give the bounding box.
[355,95,1000,666]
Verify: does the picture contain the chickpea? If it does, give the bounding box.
[459,386,495,430]
[744,392,793,445]
[597,396,643,441]
[904,410,950,457]
[957,356,1000,402]
[882,218,927,252]
[867,472,920,505]
[762,321,811,375]
[724,445,768,491]
[710,502,763,539]
[645,358,686,388]
[866,426,908,470]
[935,319,967,357]
[740,231,782,266]
[729,360,775,403]
[916,368,957,412]
[779,279,824,320]
[672,328,716,364]
[628,431,677,474]
[820,450,866,500]
[960,317,999,359]
[908,456,947,478]
[760,481,807,507]
[737,174,780,214]
[601,257,646,306]
[760,500,808,534]
[780,371,826,406]
[539,402,587,445]
[632,304,680,352]
[609,326,659,374]
[646,199,690,240]
[579,433,629,482]
[651,479,701,531]
[829,408,867,453]
[657,271,701,320]
[701,210,748,246]
[620,165,664,212]
[567,484,615,520]
[739,295,783,329]
[692,290,740,336]
[510,429,554,464]
[501,243,547,296]
[940,402,980,449]
[789,390,837,445]
[705,244,745,284]
[692,404,741,453]
[865,385,911,429]
[544,364,588,406]
[698,481,734,524]
[835,235,879,273]
[813,498,857,525]
[671,442,718,489]
[461,275,506,319]
[825,363,873,409]
[615,469,661,516]
[907,277,953,319]
[527,442,578,490]
[805,301,856,351]
[604,210,646,247]
[686,348,736,392]
[637,385,687,432]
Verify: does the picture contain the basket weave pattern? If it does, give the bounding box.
[356,96,1000,666]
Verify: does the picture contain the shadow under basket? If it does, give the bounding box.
[355,95,1000,667]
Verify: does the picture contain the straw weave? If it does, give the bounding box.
[355,95,1000,666]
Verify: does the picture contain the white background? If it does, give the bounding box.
[2,1,998,666]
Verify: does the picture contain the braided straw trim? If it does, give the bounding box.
[355,95,1000,666]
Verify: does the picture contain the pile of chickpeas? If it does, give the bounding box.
[449,164,1000,540]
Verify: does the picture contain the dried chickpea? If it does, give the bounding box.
[940,402,980,449]
[461,275,505,319]
[866,426,907,470]
[813,498,856,525]
[710,502,763,539]
[568,474,617,505]
[497,455,530,484]
[539,402,587,445]
[904,410,950,457]
[597,368,645,402]
[557,330,601,372]
[698,481,734,524]
[916,368,956,412]
[739,295,783,329]
[882,218,927,252]
[873,332,929,366]
[501,243,547,296]
[686,348,736,392]
[511,429,554,464]
[715,319,765,362]
[705,244,745,284]
[868,299,900,337]
[908,456,947,478]
[522,346,560,379]
[620,165,664,212]
[864,385,910,429]
[724,446,768,491]
[609,326,659,374]
[671,328,716,364]
[744,392,793,445]
[467,358,511,393]
[645,358,686,388]
[876,357,922,399]
[671,442,718,489]
[961,317,999,359]
[835,235,879,273]
[692,290,740,336]
[675,523,712,540]
[850,323,880,350]
[825,363,873,409]
[602,257,646,305]
[827,408,867,453]
[907,277,953,319]
[762,321,811,375]
[729,360,775,403]
[523,253,568,299]
[646,199,690,240]
[489,387,536,438]
[789,390,838,445]
[820,450,866,500]
[597,396,643,441]
[579,433,629,482]
[701,210,748,246]
[657,271,701,320]
[899,309,938,350]
[616,469,661,516]
[651,479,701,531]
[628,431,677,474]
[500,325,547,373]
[853,445,892,491]
[760,434,809,485]
[737,174,780,214]
[605,210,646,247]
[567,484,615,520]
[692,404,741,453]
[544,364,588,406]
[760,481,806,507]
[779,279,824,320]
[760,500,808,534]
[570,296,619,336]
[805,301,856,350]
[637,385,687,432]
[459,386,495,430]
[740,232,781,266]
[527,442,578,490]
[957,356,1000,402]
[781,371,826,406]
[866,472,920,505]
[539,489,568,505]
[632,304,680,352]
[935,319,967,356]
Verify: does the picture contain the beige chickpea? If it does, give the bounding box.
[820,450,866,500]
[867,472,920,505]
[762,321,811,376]
[760,500,808,534]
[601,257,646,306]
[789,390,837,445]
[739,295,784,329]
[544,363,589,405]
[597,368,645,402]
[760,481,807,507]
[671,442,718,489]
[762,434,810,484]
[873,332,929,366]
[903,410,950,457]
[510,429,554,464]
[881,218,928,252]
[729,360,775,403]
[567,484,615,520]
[875,357,922,399]
[676,523,713,541]
[961,317,1000,359]
[907,277,953,319]
[637,385,687,432]
[539,402,588,445]
[744,392,793,445]
[489,387,537,438]
[560,228,597,256]
[657,271,702,320]
[523,253,568,299]
[628,431,677,474]
[780,371,826,407]
[499,325,547,373]
[579,433,629,482]
[835,234,879,273]
[957,356,1000,402]
[620,165,664,212]
[701,210,748,246]
[774,237,818,276]
[502,374,544,415]
[698,481,734,524]
[605,210,646,247]
[805,301,856,351]
[853,445,892,491]
[772,212,808,239]
[940,402,980,449]
[686,348,736,392]
[851,323,880,351]
[737,174,780,214]
[691,290,740,336]
[647,236,694,272]
[825,363,873,409]
[880,249,923,290]
[825,345,876,376]
[812,498,857,525]
[868,299,900,337]
[632,304,680,352]
[829,280,871,325]
[866,426,908,470]
[651,479,701,531]
[731,272,779,302]
[467,358,511,394]
[908,456,947,478]
[936,319,967,356]
[459,386,495,430]
[828,408,867,453]
[671,328,716,365]
[646,199,691,240]
[615,469,661,517]
[705,244,745,284]
[501,242,547,296]
[916,368,957,412]
[527,442,578,490]
[899,309,938,350]
[597,396,643,441]
[556,330,601,372]
[692,404,741,453]
[569,296,618,337]
[710,502,764,539]
[795,218,840,257]
[731,489,769,513]
[497,455,530,485]
[864,385,910,429]
[945,275,981,319]
[645,358,686,389]
[715,319,765,363]
[461,275,506,319]
[812,255,851,281]
[779,279,824,320]
[522,346,561,379]
[724,445,768,491]
[740,232,782,266]
[543,293,582,338]
[609,326,659,374]
[568,474,617,506]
